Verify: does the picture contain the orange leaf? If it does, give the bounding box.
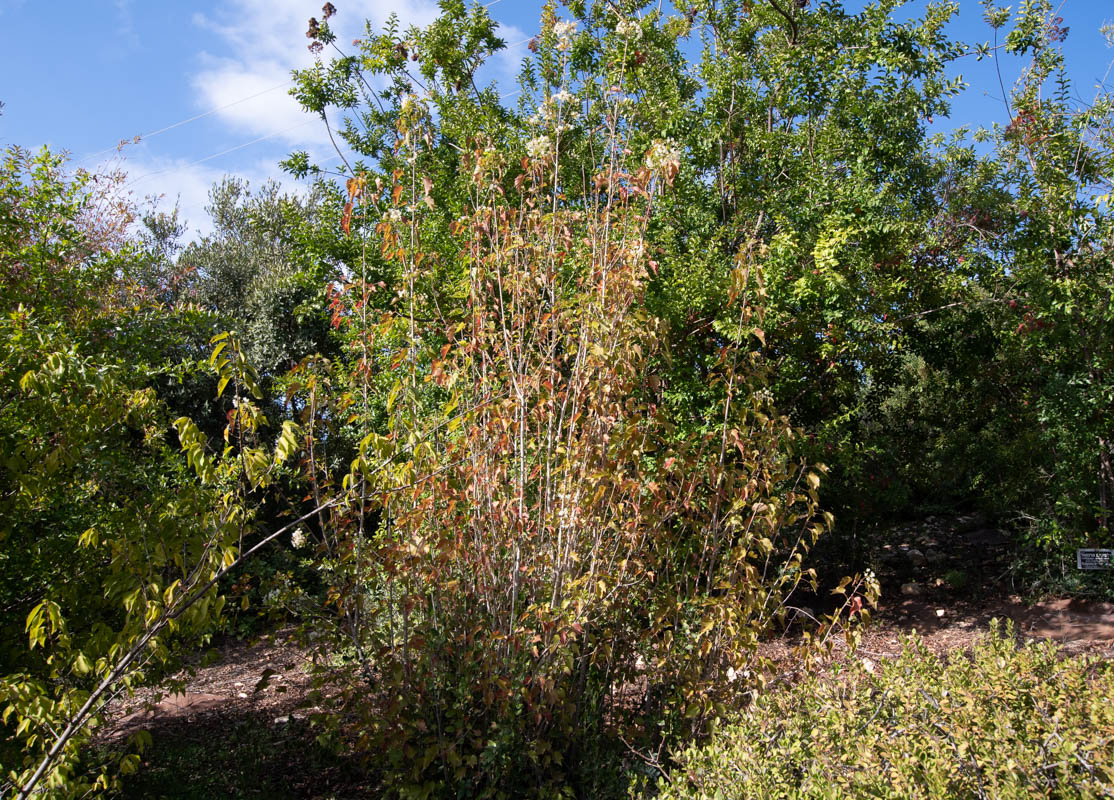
[341,201,353,236]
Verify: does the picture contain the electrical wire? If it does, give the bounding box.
[125,119,316,188]
[78,79,294,165]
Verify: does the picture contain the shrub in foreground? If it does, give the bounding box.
[657,622,1114,799]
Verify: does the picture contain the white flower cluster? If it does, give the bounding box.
[553,20,577,51]
[615,19,642,41]
[555,489,579,525]
[645,139,681,173]
[526,135,553,159]
[291,527,308,549]
[529,91,580,132]
[385,208,404,224]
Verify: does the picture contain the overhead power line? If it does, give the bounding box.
[126,119,316,189]
[78,80,294,165]
[141,81,295,140]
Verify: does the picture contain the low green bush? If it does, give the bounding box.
[657,622,1114,799]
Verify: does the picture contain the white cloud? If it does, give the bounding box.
[110,0,536,240]
[115,0,136,43]
[192,56,323,148]
[127,157,236,239]
[190,1,531,149]
[190,0,444,150]
[489,22,531,95]
[112,151,306,241]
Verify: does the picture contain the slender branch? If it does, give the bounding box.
[321,111,353,175]
[15,499,338,800]
[765,0,799,46]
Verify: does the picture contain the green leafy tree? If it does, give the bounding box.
[859,1,1114,575]
[0,149,306,798]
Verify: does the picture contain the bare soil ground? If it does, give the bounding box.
[858,512,1114,659]
[108,632,317,741]
[97,514,1114,798]
[98,632,364,799]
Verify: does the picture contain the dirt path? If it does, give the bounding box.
[97,632,366,800]
[104,594,1114,738]
[855,512,1114,658]
[858,594,1114,660]
[97,595,1114,797]
[106,630,317,741]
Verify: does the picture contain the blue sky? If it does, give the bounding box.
[1,1,1110,237]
